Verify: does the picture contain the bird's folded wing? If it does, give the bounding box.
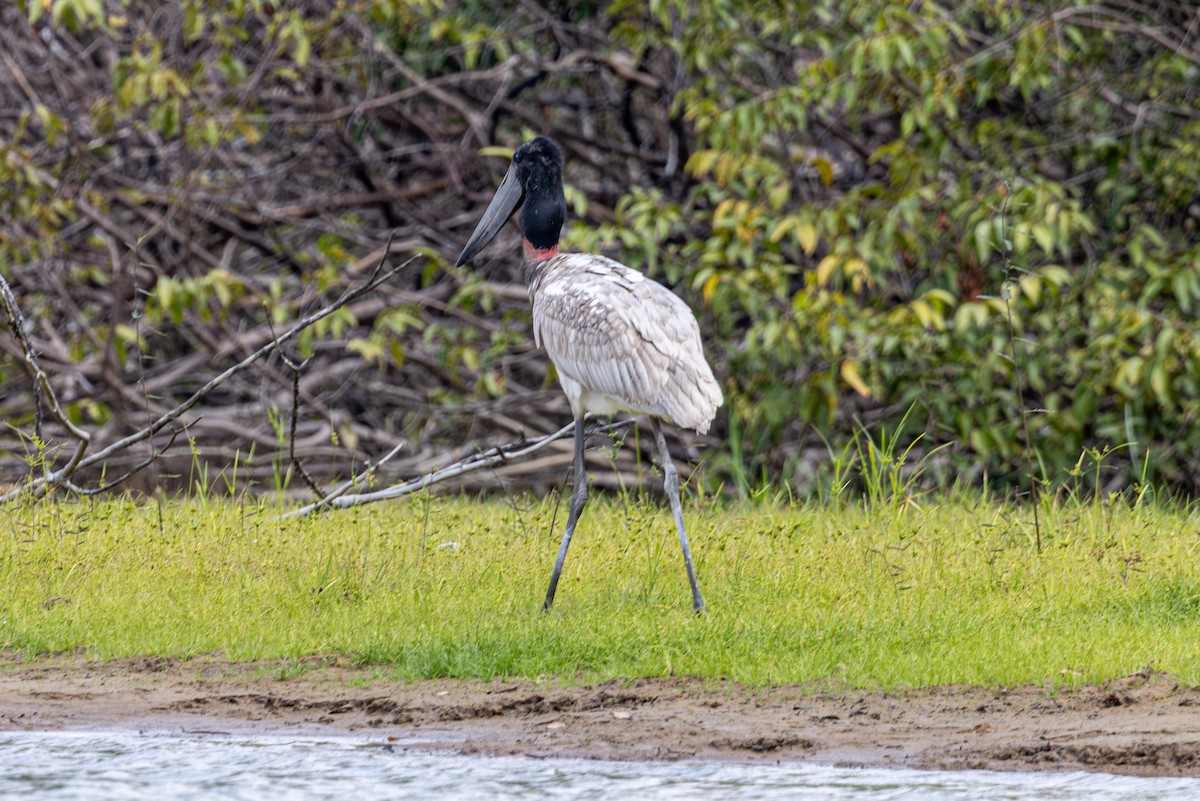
[531,262,701,411]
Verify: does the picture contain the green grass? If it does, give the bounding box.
[3,491,1200,688]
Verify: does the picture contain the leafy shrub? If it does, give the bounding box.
[3,0,1199,497]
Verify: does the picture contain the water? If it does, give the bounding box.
[3,731,1198,800]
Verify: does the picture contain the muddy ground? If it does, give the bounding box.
[2,656,1199,776]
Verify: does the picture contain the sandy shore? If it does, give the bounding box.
[2,656,1199,776]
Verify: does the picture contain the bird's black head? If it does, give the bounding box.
[511,137,563,196]
[513,137,566,250]
[455,136,567,266]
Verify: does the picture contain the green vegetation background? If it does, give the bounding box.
[2,0,1199,497]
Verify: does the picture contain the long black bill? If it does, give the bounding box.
[455,163,523,267]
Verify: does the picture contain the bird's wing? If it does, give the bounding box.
[531,255,706,413]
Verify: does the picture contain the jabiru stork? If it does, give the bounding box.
[455,136,722,611]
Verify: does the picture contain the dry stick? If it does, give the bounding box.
[0,236,412,504]
[281,439,408,519]
[264,309,322,497]
[63,429,183,497]
[285,354,323,497]
[0,272,92,481]
[0,275,43,450]
[282,417,635,519]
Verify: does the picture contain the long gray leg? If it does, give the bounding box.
[544,416,589,610]
[652,418,705,612]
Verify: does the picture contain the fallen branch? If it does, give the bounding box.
[282,416,634,518]
[281,439,409,518]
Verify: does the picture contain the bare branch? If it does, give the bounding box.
[0,271,91,479]
[0,237,412,504]
[282,416,635,518]
[62,428,183,497]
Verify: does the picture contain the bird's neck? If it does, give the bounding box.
[518,185,565,267]
[523,243,564,298]
[523,239,559,264]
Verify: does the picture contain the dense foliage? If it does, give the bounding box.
[1,0,1198,497]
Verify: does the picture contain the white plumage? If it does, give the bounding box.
[528,253,722,434]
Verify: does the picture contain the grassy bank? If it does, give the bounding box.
[3,493,1199,688]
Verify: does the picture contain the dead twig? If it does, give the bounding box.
[63,428,183,497]
[0,271,92,483]
[285,350,322,497]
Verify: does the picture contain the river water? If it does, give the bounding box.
[3,731,1198,800]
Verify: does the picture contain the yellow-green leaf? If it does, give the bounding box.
[814,157,834,187]
[797,223,818,256]
[1032,224,1055,255]
[1150,363,1170,402]
[974,219,993,264]
[816,254,840,285]
[769,217,795,244]
[843,257,873,290]
[1019,275,1041,304]
[685,149,720,178]
[910,299,936,329]
[840,360,872,397]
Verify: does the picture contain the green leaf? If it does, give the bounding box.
[1031,224,1055,255]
